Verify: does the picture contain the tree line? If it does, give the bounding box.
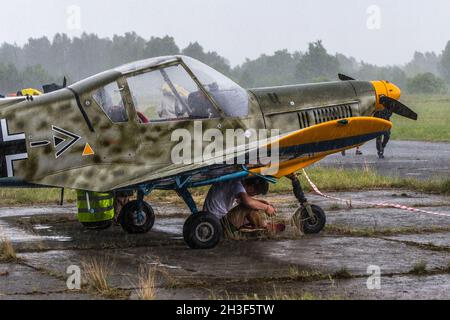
[0,32,449,95]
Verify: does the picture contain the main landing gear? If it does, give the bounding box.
[119,185,222,249]
[119,190,155,234]
[177,187,222,250]
[290,174,327,234]
[118,171,325,250]
[183,212,222,249]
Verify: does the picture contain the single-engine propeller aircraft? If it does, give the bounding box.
[0,55,417,249]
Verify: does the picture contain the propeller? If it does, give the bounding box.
[338,73,418,121]
[338,73,355,81]
[379,96,418,121]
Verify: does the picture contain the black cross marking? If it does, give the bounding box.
[0,119,28,178]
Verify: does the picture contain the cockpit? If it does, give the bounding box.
[92,56,249,124]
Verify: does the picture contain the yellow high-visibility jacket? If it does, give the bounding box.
[76,191,114,223]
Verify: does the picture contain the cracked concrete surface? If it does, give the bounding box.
[0,140,449,300]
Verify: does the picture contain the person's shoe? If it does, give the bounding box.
[378,153,385,159]
[266,222,286,233]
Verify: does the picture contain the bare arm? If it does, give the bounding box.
[238,193,276,216]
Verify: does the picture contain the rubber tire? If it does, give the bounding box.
[300,205,327,234]
[81,220,112,230]
[183,213,222,249]
[119,200,155,234]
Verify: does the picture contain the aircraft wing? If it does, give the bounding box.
[111,116,392,190]
[14,117,391,192]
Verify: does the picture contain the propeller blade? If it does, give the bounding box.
[338,73,356,81]
[379,96,418,121]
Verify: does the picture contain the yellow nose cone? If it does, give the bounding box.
[371,80,401,110]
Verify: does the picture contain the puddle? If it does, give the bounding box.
[0,205,74,218]
[153,218,184,235]
[0,220,72,243]
[33,225,52,231]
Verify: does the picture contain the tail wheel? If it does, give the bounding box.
[119,200,155,234]
[300,205,326,234]
[183,212,222,249]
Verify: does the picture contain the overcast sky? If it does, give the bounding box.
[1,0,449,66]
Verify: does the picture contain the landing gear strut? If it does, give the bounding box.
[290,174,326,234]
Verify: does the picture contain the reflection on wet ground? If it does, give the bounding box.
[0,188,449,300]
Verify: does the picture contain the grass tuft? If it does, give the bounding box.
[136,265,157,300]
[410,261,428,275]
[332,267,353,279]
[82,257,114,296]
[0,237,18,262]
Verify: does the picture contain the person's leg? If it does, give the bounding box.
[246,210,266,228]
[382,131,391,149]
[376,136,384,158]
[227,205,253,229]
[246,210,285,233]
[376,136,382,154]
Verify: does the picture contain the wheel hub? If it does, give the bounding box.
[195,222,215,243]
[133,210,147,226]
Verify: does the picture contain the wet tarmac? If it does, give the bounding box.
[0,141,449,300]
[320,140,450,180]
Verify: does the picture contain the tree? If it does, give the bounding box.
[233,50,300,87]
[0,63,21,93]
[144,36,179,58]
[182,42,232,76]
[20,65,53,90]
[406,73,447,94]
[439,41,450,83]
[295,41,339,84]
[405,51,440,77]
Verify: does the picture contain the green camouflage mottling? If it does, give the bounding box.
[0,56,377,192]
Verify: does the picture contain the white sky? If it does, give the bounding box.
[1,0,449,66]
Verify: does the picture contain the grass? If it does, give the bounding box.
[325,225,450,237]
[410,261,428,275]
[0,237,18,262]
[332,267,353,279]
[82,257,124,298]
[0,167,447,207]
[0,188,76,205]
[213,286,345,301]
[392,94,450,142]
[136,265,157,300]
[272,167,450,195]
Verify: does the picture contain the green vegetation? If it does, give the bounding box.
[1,32,450,93]
[410,261,428,275]
[332,268,353,279]
[0,237,18,262]
[392,95,450,142]
[325,225,450,237]
[407,73,447,94]
[271,167,450,195]
[0,167,447,206]
[0,188,76,205]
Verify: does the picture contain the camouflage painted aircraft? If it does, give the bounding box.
[0,55,417,249]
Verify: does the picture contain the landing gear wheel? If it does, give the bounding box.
[183,213,222,249]
[300,205,326,234]
[119,200,155,234]
[81,220,112,230]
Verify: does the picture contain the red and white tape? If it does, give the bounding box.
[302,169,450,218]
